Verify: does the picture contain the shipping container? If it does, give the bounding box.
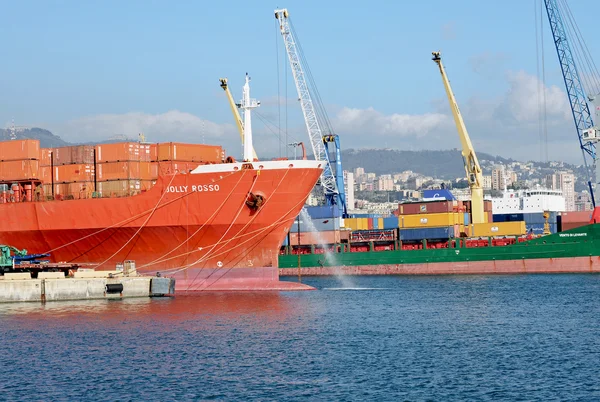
[149,144,158,161]
[42,182,94,200]
[289,230,342,246]
[398,200,459,215]
[305,205,342,219]
[0,139,39,161]
[157,161,202,175]
[525,223,557,235]
[140,162,158,180]
[464,212,470,226]
[96,179,155,197]
[484,200,492,212]
[560,221,589,231]
[157,142,224,163]
[493,213,525,223]
[97,161,140,181]
[470,221,526,237]
[377,217,384,230]
[139,144,153,162]
[54,164,95,183]
[560,211,592,223]
[291,216,341,232]
[40,148,52,166]
[399,212,462,228]
[0,160,40,180]
[399,226,454,242]
[40,166,52,183]
[50,145,95,165]
[96,142,142,162]
[383,216,399,229]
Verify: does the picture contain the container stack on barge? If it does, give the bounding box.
[279,199,600,276]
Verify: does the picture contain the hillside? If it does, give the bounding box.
[341,149,514,179]
[0,128,70,148]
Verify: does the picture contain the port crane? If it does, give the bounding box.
[219,77,258,160]
[432,51,486,224]
[544,0,600,207]
[274,8,347,216]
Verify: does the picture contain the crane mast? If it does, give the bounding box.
[274,8,343,214]
[219,78,258,160]
[544,0,599,206]
[432,51,485,224]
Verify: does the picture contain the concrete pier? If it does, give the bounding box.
[0,275,175,303]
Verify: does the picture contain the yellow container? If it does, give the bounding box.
[471,221,526,237]
[378,217,384,229]
[343,218,357,231]
[399,212,462,228]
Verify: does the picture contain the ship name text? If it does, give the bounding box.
[166,184,220,193]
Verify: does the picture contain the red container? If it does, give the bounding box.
[51,145,95,165]
[561,221,589,231]
[484,200,492,212]
[398,200,454,215]
[0,139,40,161]
[367,218,373,230]
[157,142,223,163]
[139,144,153,162]
[54,164,94,183]
[0,160,40,180]
[97,161,141,181]
[96,142,141,162]
[149,144,158,161]
[560,211,592,223]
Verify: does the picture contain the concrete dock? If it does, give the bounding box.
[0,272,175,303]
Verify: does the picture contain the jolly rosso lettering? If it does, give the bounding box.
[166,185,220,193]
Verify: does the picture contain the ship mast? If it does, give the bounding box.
[239,73,260,162]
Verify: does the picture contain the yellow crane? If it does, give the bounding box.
[432,51,485,224]
[219,78,258,160]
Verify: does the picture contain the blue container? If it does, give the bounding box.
[305,205,341,219]
[422,189,456,200]
[526,223,557,235]
[464,213,470,226]
[383,216,399,229]
[399,226,454,241]
[493,213,524,222]
[293,216,339,232]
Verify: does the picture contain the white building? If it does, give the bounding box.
[343,171,355,210]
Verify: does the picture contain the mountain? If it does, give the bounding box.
[341,149,514,179]
[0,127,70,148]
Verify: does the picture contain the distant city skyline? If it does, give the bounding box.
[0,0,599,163]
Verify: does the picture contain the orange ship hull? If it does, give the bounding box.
[0,160,323,291]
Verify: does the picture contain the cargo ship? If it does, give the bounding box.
[279,199,600,276]
[0,79,324,291]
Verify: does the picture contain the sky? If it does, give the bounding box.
[0,0,599,163]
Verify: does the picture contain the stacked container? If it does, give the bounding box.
[0,139,40,181]
[396,200,466,242]
[156,142,224,175]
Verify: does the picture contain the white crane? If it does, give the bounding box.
[274,8,339,198]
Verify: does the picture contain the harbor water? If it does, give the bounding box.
[1,274,600,400]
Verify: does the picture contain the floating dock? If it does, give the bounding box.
[0,272,175,303]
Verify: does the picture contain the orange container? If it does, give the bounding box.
[54,164,95,183]
[139,144,153,162]
[43,182,94,199]
[96,142,141,162]
[40,166,52,183]
[0,160,40,180]
[0,139,40,161]
[140,162,158,180]
[289,231,341,246]
[149,144,158,161]
[97,161,141,180]
[97,179,155,197]
[157,161,202,175]
[157,142,223,163]
[40,148,53,166]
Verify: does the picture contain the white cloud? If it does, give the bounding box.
[58,110,236,144]
[334,107,449,138]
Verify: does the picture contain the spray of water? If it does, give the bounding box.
[298,208,356,288]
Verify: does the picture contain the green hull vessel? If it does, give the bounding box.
[279,224,600,276]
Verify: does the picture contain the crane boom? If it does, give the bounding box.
[432,51,485,224]
[219,78,258,160]
[274,8,340,204]
[544,0,598,206]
